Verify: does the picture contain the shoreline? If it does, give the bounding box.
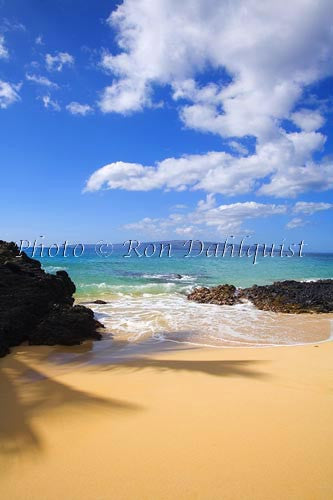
[78,294,333,348]
[158,331,333,349]
[1,338,333,499]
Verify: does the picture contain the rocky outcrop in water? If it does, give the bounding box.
[187,280,333,313]
[0,240,103,357]
[242,280,333,313]
[187,284,239,306]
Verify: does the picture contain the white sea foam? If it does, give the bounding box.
[300,278,333,282]
[141,273,196,281]
[86,293,333,348]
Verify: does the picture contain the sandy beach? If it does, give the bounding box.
[1,333,333,500]
[2,0,333,498]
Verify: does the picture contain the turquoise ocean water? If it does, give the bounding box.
[31,242,333,348]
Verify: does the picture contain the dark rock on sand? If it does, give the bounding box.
[0,339,10,357]
[93,299,108,304]
[187,280,333,313]
[0,240,103,357]
[31,304,102,345]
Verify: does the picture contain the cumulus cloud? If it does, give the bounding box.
[0,80,21,109]
[46,52,74,72]
[0,35,8,59]
[99,77,150,114]
[39,95,60,111]
[291,108,325,132]
[66,102,93,115]
[123,196,287,237]
[25,73,58,88]
[91,0,333,200]
[99,0,333,132]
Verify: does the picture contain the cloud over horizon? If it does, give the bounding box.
[121,196,333,237]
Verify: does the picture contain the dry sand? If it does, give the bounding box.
[1,336,333,500]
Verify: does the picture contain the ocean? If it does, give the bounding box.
[30,241,333,348]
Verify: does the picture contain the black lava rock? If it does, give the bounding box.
[242,280,333,313]
[0,240,103,357]
[187,280,333,313]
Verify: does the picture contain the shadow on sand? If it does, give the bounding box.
[99,357,268,379]
[42,337,270,381]
[0,337,269,459]
[0,355,140,458]
[9,337,270,380]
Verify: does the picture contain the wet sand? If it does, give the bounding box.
[1,336,333,499]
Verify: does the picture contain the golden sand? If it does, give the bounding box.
[1,337,333,500]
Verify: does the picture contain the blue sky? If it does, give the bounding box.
[0,0,332,250]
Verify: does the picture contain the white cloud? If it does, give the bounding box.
[66,102,93,116]
[123,196,332,236]
[285,201,333,228]
[293,201,333,215]
[123,197,287,237]
[46,52,74,72]
[291,108,325,132]
[286,217,308,229]
[40,95,60,111]
[195,199,287,234]
[0,80,21,109]
[99,78,150,114]
[0,35,8,59]
[100,0,333,136]
[26,73,58,88]
[92,0,333,200]
[84,161,154,192]
[84,131,332,198]
[177,79,302,141]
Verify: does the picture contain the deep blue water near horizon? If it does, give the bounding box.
[26,241,333,347]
